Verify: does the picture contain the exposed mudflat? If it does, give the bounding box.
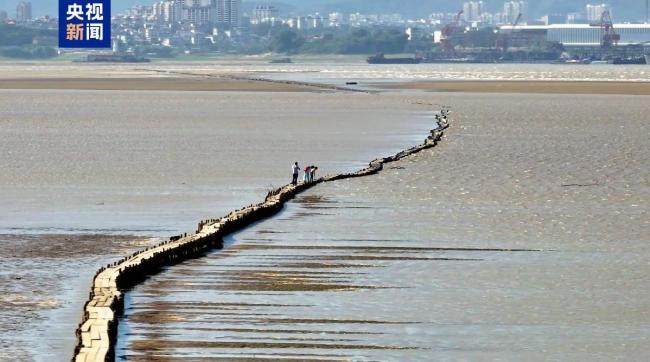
[0,234,157,361]
[118,92,649,361]
[375,80,650,95]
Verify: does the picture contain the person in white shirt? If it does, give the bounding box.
[292,162,300,185]
[310,165,318,182]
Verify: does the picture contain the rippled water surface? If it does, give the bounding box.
[119,93,650,361]
[0,88,433,361]
[0,90,432,234]
[1,62,648,361]
[2,60,650,83]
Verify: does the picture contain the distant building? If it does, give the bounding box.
[405,27,425,41]
[0,10,7,22]
[252,5,278,24]
[308,14,324,29]
[542,13,567,25]
[463,1,484,22]
[184,4,212,25]
[499,23,650,46]
[328,12,344,26]
[215,0,241,28]
[16,1,32,22]
[479,12,494,24]
[163,1,181,23]
[586,4,609,22]
[287,16,313,30]
[567,12,589,24]
[503,1,527,24]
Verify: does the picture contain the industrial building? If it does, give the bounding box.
[499,23,650,47]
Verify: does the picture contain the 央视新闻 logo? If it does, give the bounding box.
[59,0,111,48]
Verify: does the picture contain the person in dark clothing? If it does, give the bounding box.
[310,165,318,182]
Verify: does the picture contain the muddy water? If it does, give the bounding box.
[3,61,650,82]
[0,234,158,362]
[0,90,432,234]
[0,89,434,361]
[119,93,649,361]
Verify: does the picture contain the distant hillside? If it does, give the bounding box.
[0,0,645,22]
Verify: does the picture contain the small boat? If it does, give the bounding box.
[75,54,150,63]
[367,54,421,64]
[270,58,292,64]
[551,59,591,65]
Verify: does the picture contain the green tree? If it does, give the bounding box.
[270,29,304,53]
[0,24,36,46]
[0,46,57,59]
[372,28,408,53]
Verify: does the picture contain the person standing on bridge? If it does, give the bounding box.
[292,162,300,185]
[304,165,311,183]
[310,165,318,182]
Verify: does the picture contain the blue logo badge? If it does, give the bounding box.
[59,0,111,48]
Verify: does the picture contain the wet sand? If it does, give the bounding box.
[0,77,317,92]
[374,80,650,95]
[0,234,158,361]
[3,62,650,95]
[119,92,649,361]
[4,77,650,95]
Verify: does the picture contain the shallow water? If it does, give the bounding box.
[119,93,650,361]
[2,61,650,83]
[0,89,434,361]
[0,234,157,362]
[2,62,648,360]
[0,90,433,235]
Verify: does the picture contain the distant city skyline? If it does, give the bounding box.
[0,0,648,22]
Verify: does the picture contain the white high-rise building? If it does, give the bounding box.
[15,1,31,22]
[252,5,278,24]
[164,0,182,22]
[184,4,212,25]
[215,0,241,28]
[503,1,527,24]
[463,1,485,22]
[586,4,610,22]
[328,12,344,26]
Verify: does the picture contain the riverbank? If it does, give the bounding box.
[73,112,449,361]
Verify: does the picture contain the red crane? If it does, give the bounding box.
[496,13,522,51]
[440,10,463,53]
[590,10,620,48]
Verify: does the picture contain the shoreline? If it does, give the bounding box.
[0,77,318,92]
[2,77,650,95]
[72,110,450,362]
[373,80,650,95]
